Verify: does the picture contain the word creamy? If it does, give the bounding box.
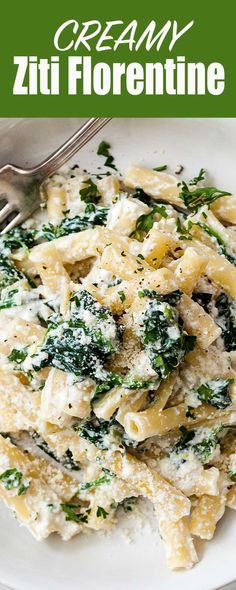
[53,19,194,52]
[13,56,225,96]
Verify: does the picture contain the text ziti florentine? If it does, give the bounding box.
[13,56,225,96]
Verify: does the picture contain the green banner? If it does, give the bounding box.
[0,0,235,116]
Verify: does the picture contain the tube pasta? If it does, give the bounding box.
[106,196,150,236]
[190,493,226,540]
[124,165,183,206]
[174,248,208,295]
[0,435,82,540]
[124,402,236,441]
[101,450,191,521]
[46,185,67,225]
[0,370,41,432]
[40,368,94,425]
[211,195,236,224]
[97,175,121,205]
[190,207,236,253]
[178,294,221,349]
[29,242,71,315]
[3,158,236,572]
[141,226,171,268]
[156,510,198,570]
[100,243,151,280]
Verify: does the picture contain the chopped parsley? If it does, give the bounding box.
[8,348,28,364]
[179,182,231,213]
[153,165,167,172]
[131,205,167,241]
[189,168,206,186]
[80,475,111,491]
[97,141,117,171]
[0,468,30,495]
[118,290,126,303]
[96,505,109,518]
[79,178,100,203]
[61,503,90,524]
[176,218,193,241]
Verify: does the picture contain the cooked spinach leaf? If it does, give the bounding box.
[73,419,111,450]
[73,415,141,450]
[192,292,212,312]
[0,227,37,254]
[8,348,28,364]
[0,256,24,294]
[32,290,119,381]
[140,299,196,379]
[215,293,236,351]
[173,424,222,464]
[196,378,233,409]
[138,289,182,306]
[195,221,236,265]
[31,432,80,471]
[40,204,108,241]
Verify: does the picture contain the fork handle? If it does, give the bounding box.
[32,117,111,179]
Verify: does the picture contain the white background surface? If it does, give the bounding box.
[0,118,236,590]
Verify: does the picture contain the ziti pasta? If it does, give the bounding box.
[0,152,236,571]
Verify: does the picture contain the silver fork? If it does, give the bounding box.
[0,117,111,233]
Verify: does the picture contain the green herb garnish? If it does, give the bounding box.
[176,218,193,241]
[189,168,206,186]
[61,503,90,523]
[0,468,29,495]
[96,505,109,519]
[131,205,167,241]
[153,165,167,172]
[179,182,231,213]
[80,475,111,491]
[97,141,117,170]
[79,178,101,203]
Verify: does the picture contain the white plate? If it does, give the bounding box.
[0,117,236,590]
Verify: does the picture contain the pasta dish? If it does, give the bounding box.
[1,144,236,570]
